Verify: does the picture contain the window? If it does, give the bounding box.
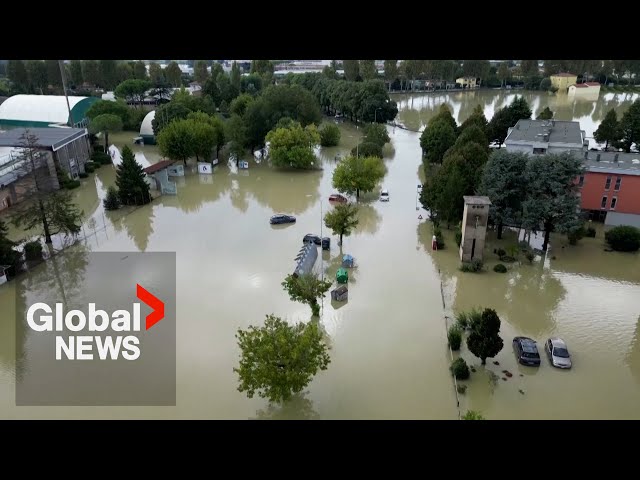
[578,175,584,187]
[605,176,612,190]
[611,197,617,210]
[533,147,547,155]
[601,196,608,209]
[615,176,622,191]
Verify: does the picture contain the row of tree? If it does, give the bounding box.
[594,99,640,152]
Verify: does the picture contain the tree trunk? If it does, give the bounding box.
[497,222,503,240]
[310,300,320,317]
[542,225,552,252]
[104,131,109,152]
[39,198,52,244]
[339,232,343,245]
[605,139,609,150]
[183,158,187,166]
[356,188,360,201]
[481,357,486,365]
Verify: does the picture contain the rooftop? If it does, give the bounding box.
[0,127,87,151]
[463,195,491,205]
[505,119,584,145]
[144,159,176,174]
[582,150,640,176]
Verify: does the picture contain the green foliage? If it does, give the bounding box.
[63,178,81,189]
[433,226,445,249]
[420,118,457,164]
[332,155,386,200]
[466,308,504,365]
[567,226,586,245]
[103,186,121,211]
[324,203,359,244]
[447,326,462,351]
[460,258,484,272]
[455,124,488,148]
[91,151,112,165]
[460,105,488,134]
[487,96,532,146]
[234,314,331,404]
[537,106,554,120]
[605,225,640,252]
[240,73,263,95]
[363,123,390,147]
[343,60,360,81]
[189,119,217,161]
[84,164,95,174]
[493,263,507,273]
[450,358,470,380]
[266,122,320,169]
[351,141,383,159]
[463,410,485,420]
[360,60,377,80]
[157,119,194,163]
[499,255,516,263]
[194,60,209,84]
[89,113,123,150]
[24,240,43,261]
[78,172,88,179]
[124,108,147,131]
[585,226,596,238]
[262,84,322,127]
[165,61,183,87]
[86,100,130,122]
[226,114,247,161]
[230,93,254,117]
[152,102,192,135]
[496,248,506,257]
[594,109,622,149]
[0,220,20,271]
[115,145,151,206]
[319,123,341,147]
[282,273,333,317]
[115,79,151,106]
[455,227,462,247]
[618,99,640,152]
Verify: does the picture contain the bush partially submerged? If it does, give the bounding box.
[463,410,485,420]
[450,357,470,380]
[493,263,507,273]
[585,226,596,238]
[447,326,462,351]
[24,240,43,261]
[605,225,640,252]
[319,123,341,147]
[460,258,483,272]
[433,226,445,250]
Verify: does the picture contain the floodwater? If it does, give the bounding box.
[1,90,639,419]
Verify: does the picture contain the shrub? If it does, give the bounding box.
[461,258,483,272]
[450,357,470,380]
[351,141,383,158]
[124,108,147,131]
[448,326,462,351]
[499,255,516,263]
[457,384,467,394]
[64,179,81,189]
[463,410,485,420]
[24,240,43,261]
[93,145,105,154]
[91,151,112,165]
[455,228,462,247]
[79,172,89,179]
[87,161,100,170]
[493,263,507,273]
[319,123,341,147]
[605,225,640,252]
[525,251,535,264]
[103,186,121,211]
[567,226,585,245]
[496,248,506,257]
[433,226,445,249]
[85,164,95,174]
[585,226,596,238]
[455,311,469,330]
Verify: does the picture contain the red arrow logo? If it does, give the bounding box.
[136,284,165,330]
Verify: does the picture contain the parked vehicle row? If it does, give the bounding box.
[513,336,572,369]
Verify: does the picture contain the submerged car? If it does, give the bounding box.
[329,193,348,203]
[513,336,541,366]
[270,214,296,225]
[545,337,572,369]
[380,189,389,202]
[303,234,322,245]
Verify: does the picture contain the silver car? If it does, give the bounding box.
[545,338,572,369]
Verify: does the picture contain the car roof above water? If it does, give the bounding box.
[515,336,538,352]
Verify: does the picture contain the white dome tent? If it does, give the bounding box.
[139,110,156,145]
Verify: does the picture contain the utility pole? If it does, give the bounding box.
[58,60,74,127]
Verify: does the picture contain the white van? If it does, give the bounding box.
[380,189,389,202]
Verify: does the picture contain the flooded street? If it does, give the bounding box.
[1,90,639,419]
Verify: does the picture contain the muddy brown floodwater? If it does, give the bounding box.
[0,90,639,419]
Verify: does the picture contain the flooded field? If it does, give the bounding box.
[0,90,639,419]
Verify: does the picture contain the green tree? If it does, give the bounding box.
[132,60,146,79]
[363,123,390,147]
[234,314,331,403]
[99,60,118,89]
[460,105,488,134]
[226,114,247,163]
[324,203,359,245]
[148,63,164,85]
[89,114,123,151]
[194,60,209,84]
[103,185,121,211]
[165,61,182,87]
[157,119,195,165]
[497,62,511,87]
[240,73,263,95]
[282,273,333,317]
[266,122,320,169]
[594,109,621,150]
[319,123,341,147]
[25,60,48,94]
[618,99,640,152]
[115,79,151,108]
[0,220,20,272]
[479,150,529,239]
[115,145,152,205]
[455,124,488,148]
[332,155,386,200]
[86,99,130,125]
[509,95,533,120]
[420,119,457,164]
[343,60,360,81]
[187,111,225,158]
[230,61,242,91]
[351,141,382,159]
[116,62,133,84]
[261,84,322,127]
[152,102,193,135]
[522,152,584,251]
[82,60,101,87]
[45,60,62,88]
[466,308,504,365]
[384,60,398,91]
[537,106,554,120]
[189,119,216,162]
[69,60,84,86]
[432,104,458,131]
[360,60,377,80]
[10,131,83,244]
[7,60,28,91]
[230,93,254,116]
[604,225,640,252]
[463,410,486,420]
[520,59,539,77]
[487,96,532,147]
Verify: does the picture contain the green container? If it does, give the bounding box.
[336,267,348,284]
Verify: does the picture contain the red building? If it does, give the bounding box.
[578,151,640,228]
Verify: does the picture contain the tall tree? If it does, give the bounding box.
[479,150,529,239]
[165,61,182,87]
[152,102,192,134]
[487,96,532,147]
[466,308,504,365]
[82,60,101,86]
[226,114,247,163]
[520,59,539,77]
[115,145,152,205]
[6,60,28,91]
[45,60,62,88]
[460,105,488,134]
[148,62,165,85]
[89,114,123,151]
[266,122,320,169]
[0,220,20,273]
[157,119,195,165]
[332,155,386,200]
[618,99,640,152]
[360,60,377,80]
[250,60,274,77]
[234,314,331,403]
[187,119,216,162]
[99,60,118,89]
[282,273,333,317]
[363,123,390,146]
[133,60,147,79]
[497,62,511,87]
[115,79,151,108]
[69,60,84,86]
[343,60,360,81]
[420,119,457,164]
[230,93,254,117]
[324,203,359,246]
[537,106,554,120]
[25,60,48,94]
[10,132,83,244]
[522,152,584,251]
[594,108,621,150]
[86,99,130,123]
[194,60,209,84]
[384,60,398,91]
[230,61,242,91]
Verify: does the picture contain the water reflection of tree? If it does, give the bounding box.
[355,203,381,236]
[229,178,250,213]
[627,316,640,385]
[161,168,232,214]
[248,166,322,215]
[121,204,155,252]
[252,393,320,420]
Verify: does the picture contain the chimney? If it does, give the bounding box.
[614,153,619,163]
[596,154,601,162]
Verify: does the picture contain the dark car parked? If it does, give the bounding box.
[513,336,541,366]
[303,234,322,245]
[270,214,296,225]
